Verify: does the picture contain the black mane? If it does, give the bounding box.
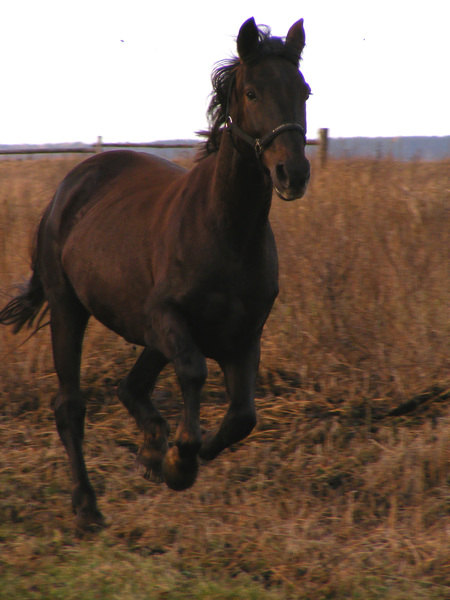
[198,26,300,158]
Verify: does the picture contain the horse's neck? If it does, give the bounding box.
[209,133,273,240]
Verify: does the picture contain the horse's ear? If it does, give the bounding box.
[237,17,260,62]
[286,19,305,61]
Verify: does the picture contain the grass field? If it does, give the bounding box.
[0,155,449,599]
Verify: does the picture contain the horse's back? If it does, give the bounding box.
[46,150,186,243]
[34,151,189,342]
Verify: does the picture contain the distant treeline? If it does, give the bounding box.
[325,136,450,161]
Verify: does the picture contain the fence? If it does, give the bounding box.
[0,128,329,167]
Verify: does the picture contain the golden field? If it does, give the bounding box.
[0,155,449,599]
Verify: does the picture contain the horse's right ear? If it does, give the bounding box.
[237,17,260,62]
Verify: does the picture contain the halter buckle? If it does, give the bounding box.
[254,139,263,156]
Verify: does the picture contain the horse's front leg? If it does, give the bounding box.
[199,339,260,461]
[149,304,207,490]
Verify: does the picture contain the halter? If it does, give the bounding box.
[224,73,306,158]
[226,117,306,157]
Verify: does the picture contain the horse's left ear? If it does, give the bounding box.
[286,19,305,61]
[237,17,260,62]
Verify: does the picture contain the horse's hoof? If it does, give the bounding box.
[75,508,106,533]
[162,446,198,491]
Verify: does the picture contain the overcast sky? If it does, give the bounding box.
[2,0,449,144]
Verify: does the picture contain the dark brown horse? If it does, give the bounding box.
[0,18,310,529]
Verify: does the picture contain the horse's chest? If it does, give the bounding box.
[172,237,278,356]
[186,285,274,357]
[200,291,246,329]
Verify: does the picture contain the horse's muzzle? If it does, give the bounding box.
[273,158,310,201]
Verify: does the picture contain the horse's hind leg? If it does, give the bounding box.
[49,291,103,531]
[117,347,169,481]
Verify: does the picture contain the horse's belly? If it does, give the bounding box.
[61,246,151,345]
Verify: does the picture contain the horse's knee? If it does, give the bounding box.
[199,407,257,461]
[175,352,207,390]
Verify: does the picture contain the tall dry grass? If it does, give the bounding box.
[0,155,449,599]
[266,158,449,407]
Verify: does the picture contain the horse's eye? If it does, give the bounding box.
[246,90,257,101]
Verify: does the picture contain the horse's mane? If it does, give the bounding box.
[197,25,300,159]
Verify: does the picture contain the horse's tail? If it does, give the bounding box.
[0,251,47,335]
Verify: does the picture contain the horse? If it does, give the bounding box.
[0,17,311,530]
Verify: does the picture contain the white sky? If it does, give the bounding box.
[2,0,449,144]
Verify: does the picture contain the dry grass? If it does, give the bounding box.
[0,155,449,599]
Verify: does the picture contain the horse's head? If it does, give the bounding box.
[230,18,311,201]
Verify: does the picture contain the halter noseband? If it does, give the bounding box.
[225,116,306,157]
[224,73,306,158]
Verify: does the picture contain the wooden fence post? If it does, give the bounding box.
[318,128,328,167]
[95,136,103,153]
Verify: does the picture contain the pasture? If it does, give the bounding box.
[0,155,449,599]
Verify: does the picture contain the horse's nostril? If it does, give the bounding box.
[276,163,288,185]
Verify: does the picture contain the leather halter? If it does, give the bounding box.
[226,116,306,157]
[224,73,306,158]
